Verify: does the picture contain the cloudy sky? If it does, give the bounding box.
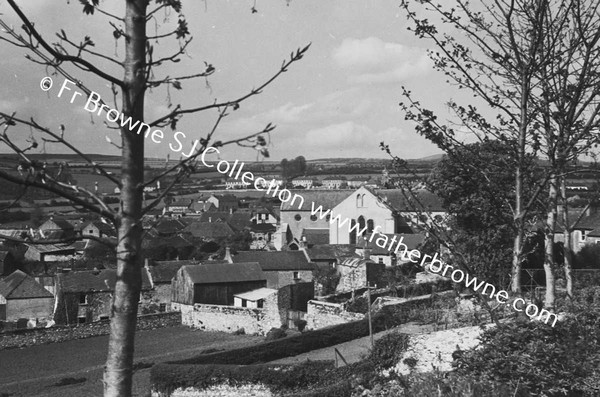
[0,0,461,161]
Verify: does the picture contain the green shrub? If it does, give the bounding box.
[454,292,600,397]
[369,332,410,371]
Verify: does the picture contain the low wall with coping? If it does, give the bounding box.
[181,303,276,335]
[305,300,364,330]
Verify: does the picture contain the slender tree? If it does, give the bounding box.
[0,1,308,395]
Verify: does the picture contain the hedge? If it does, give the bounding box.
[171,317,375,365]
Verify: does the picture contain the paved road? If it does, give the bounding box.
[0,326,263,396]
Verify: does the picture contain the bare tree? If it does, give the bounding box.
[397,0,600,308]
[0,1,308,395]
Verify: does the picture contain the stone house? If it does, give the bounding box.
[554,207,600,253]
[38,218,77,240]
[53,268,152,324]
[166,198,194,215]
[171,262,266,307]
[231,250,315,289]
[145,259,199,311]
[0,270,54,323]
[336,256,386,292]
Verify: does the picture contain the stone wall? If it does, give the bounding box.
[152,383,273,397]
[0,312,180,350]
[305,300,364,330]
[181,303,273,335]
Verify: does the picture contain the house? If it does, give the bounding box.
[231,250,315,289]
[166,198,194,214]
[233,287,277,308]
[197,211,253,232]
[555,207,600,253]
[279,190,351,247]
[322,176,347,189]
[225,179,251,190]
[53,268,153,324]
[24,243,76,262]
[145,259,198,311]
[306,244,357,269]
[38,218,77,240]
[336,255,386,292]
[81,220,116,239]
[171,262,266,307]
[251,207,278,225]
[0,270,54,323]
[249,223,276,250]
[206,194,239,212]
[291,177,315,189]
[375,188,447,228]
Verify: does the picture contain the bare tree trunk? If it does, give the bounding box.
[560,177,574,299]
[543,174,558,309]
[104,1,147,395]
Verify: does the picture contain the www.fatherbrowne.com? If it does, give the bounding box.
[309,202,559,327]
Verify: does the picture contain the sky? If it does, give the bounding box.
[0,0,463,162]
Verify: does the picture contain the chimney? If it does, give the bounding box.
[224,247,233,263]
[362,248,371,261]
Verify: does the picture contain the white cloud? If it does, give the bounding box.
[332,37,431,84]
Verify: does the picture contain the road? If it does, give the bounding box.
[0,326,263,397]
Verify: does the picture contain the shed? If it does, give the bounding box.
[171,262,266,306]
[233,287,277,308]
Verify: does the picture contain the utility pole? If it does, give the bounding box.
[367,282,373,348]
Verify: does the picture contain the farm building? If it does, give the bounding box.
[231,250,315,289]
[171,262,266,307]
[0,270,54,322]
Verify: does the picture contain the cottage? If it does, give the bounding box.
[171,262,266,307]
[336,256,386,292]
[206,194,239,212]
[0,270,54,323]
[81,220,116,238]
[54,268,152,324]
[145,259,198,311]
[231,250,315,289]
[322,176,347,189]
[39,218,77,240]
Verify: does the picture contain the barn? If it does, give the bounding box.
[171,262,266,306]
[0,270,54,322]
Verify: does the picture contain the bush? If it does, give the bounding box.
[265,327,286,341]
[454,290,600,396]
[368,332,410,371]
[294,319,307,332]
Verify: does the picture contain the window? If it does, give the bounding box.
[294,214,302,221]
[378,257,384,264]
[159,303,167,312]
[367,219,374,234]
[78,317,86,324]
[88,229,94,234]
[310,214,317,221]
[358,216,366,236]
[293,271,300,280]
[241,299,247,308]
[257,300,264,308]
[325,214,330,222]
[79,293,88,305]
[580,230,587,241]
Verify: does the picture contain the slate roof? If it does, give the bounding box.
[280,190,352,211]
[375,189,445,212]
[183,222,234,239]
[250,223,276,233]
[301,228,329,246]
[26,243,75,253]
[153,219,188,235]
[42,218,75,230]
[357,233,427,255]
[234,287,277,301]
[306,244,358,261]
[232,251,314,271]
[148,260,199,283]
[58,269,152,293]
[181,262,265,284]
[83,220,116,236]
[0,270,53,299]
